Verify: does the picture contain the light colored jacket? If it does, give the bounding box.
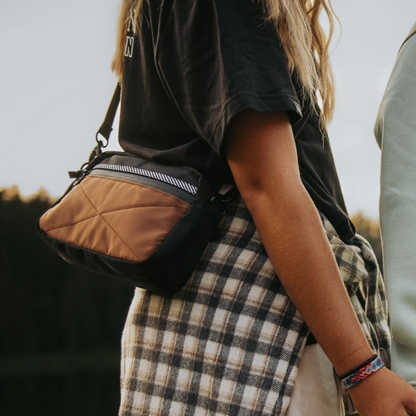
[375,21,416,387]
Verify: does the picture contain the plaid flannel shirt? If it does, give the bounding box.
[119,198,390,416]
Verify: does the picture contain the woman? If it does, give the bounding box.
[112,0,416,414]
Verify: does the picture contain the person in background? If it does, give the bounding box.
[113,0,416,414]
[375,21,416,390]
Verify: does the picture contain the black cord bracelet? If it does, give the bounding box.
[337,354,378,381]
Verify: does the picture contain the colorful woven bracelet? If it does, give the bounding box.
[340,355,385,391]
[337,354,378,381]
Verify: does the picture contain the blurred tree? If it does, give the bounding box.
[0,186,134,356]
[351,211,383,272]
[0,186,134,416]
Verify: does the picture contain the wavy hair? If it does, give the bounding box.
[112,0,336,125]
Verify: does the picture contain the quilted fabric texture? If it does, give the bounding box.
[39,176,190,262]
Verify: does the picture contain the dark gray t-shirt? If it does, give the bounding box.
[118,0,355,243]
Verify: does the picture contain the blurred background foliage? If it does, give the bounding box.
[0,186,134,416]
[350,211,383,271]
[0,186,383,415]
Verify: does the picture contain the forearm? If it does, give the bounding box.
[224,108,374,374]
[241,180,373,375]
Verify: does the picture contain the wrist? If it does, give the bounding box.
[338,355,385,391]
[347,365,388,400]
[332,346,374,376]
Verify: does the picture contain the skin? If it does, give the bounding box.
[224,109,416,416]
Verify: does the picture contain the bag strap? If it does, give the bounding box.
[69,84,121,179]
[96,83,122,148]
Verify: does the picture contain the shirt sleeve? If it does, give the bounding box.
[375,21,416,387]
[154,0,302,155]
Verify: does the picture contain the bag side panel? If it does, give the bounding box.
[39,176,190,262]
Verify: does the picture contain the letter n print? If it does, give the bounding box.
[124,36,134,58]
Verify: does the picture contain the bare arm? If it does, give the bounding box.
[224,109,416,415]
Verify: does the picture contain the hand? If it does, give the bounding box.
[348,367,416,415]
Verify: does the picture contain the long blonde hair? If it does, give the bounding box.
[112,0,336,125]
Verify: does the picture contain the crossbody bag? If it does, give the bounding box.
[38,85,238,296]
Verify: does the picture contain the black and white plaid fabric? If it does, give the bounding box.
[119,198,390,416]
[322,217,391,414]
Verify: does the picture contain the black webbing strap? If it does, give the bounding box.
[95,83,121,147]
[68,84,121,179]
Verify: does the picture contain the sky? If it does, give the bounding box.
[1,0,416,219]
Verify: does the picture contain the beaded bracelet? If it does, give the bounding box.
[339,355,385,391]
